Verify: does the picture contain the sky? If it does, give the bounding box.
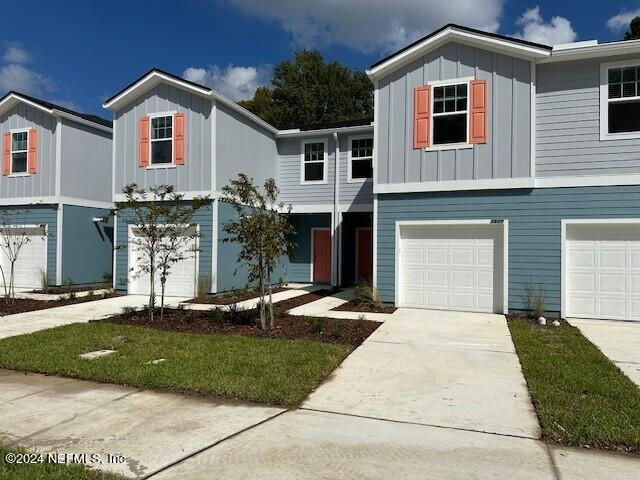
[0,0,639,116]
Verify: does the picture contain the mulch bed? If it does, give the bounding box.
[332,300,397,314]
[101,308,380,347]
[188,287,288,305]
[32,284,111,294]
[273,289,336,312]
[0,293,117,316]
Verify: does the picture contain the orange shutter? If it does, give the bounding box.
[414,85,431,148]
[138,116,150,167]
[27,128,37,173]
[174,113,185,164]
[469,80,487,144]
[2,133,10,175]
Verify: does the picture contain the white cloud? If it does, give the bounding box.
[3,42,31,64]
[183,64,270,101]
[0,63,55,95]
[607,9,640,32]
[513,6,577,45]
[226,0,504,53]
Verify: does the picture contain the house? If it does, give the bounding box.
[368,24,640,321]
[103,69,374,298]
[0,92,113,288]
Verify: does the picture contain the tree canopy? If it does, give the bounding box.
[624,16,640,40]
[239,50,373,128]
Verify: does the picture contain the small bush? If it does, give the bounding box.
[39,268,49,293]
[309,317,325,335]
[329,324,343,340]
[354,282,382,308]
[102,271,113,285]
[521,280,546,318]
[196,276,211,300]
[121,306,137,318]
[207,308,227,324]
[227,303,256,325]
[67,291,77,300]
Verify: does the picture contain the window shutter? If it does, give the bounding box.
[414,85,431,148]
[174,113,185,165]
[469,79,487,144]
[27,128,38,173]
[2,133,10,175]
[138,116,150,167]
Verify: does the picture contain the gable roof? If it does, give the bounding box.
[367,24,552,80]
[103,68,279,135]
[0,91,112,131]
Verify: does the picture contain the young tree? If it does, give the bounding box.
[0,211,40,304]
[624,16,640,40]
[114,184,207,321]
[221,174,296,330]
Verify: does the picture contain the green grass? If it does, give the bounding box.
[0,447,122,480]
[0,322,351,407]
[508,317,640,452]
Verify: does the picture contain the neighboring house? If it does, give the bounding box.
[0,92,113,288]
[368,23,640,321]
[103,69,374,298]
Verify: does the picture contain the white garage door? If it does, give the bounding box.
[567,224,640,321]
[399,224,504,313]
[0,226,47,289]
[128,226,198,298]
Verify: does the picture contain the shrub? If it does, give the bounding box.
[121,306,137,318]
[309,317,325,335]
[354,282,382,308]
[39,268,49,293]
[196,276,211,300]
[521,280,546,318]
[226,303,256,326]
[207,308,227,324]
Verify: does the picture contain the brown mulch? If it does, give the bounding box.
[273,289,336,312]
[188,287,288,305]
[102,308,380,347]
[332,300,397,314]
[0,293,117,316]
[32,284,111,294]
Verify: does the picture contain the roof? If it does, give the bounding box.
[0,91,112,129]
[298,117,373,131]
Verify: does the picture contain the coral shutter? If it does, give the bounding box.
[174,113,185,165]
[138,116,150,167]
[413,85,431,148]
[27,128,37,173]
[2,133,10,175]
[469,80,487,144]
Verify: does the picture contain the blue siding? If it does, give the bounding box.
[0,205,57,284]
[61,205,113,284]
[377,186,640,313]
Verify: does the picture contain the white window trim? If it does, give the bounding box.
[599,59,640,141]
[9,127,30,176]
[300,139,328,185]
[347,134,373,183]
[148,111,175,167]
[426,77,472,152]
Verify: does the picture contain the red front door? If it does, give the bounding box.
[313,229,331,283]
[357,228,373,283]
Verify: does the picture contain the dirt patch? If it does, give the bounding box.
[332,300,397,314]
[32,284,111,294]
[188,287,288,305]
[101,308,379,347]
[0,293,117,316]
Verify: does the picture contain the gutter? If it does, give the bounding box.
[333,131,340,288]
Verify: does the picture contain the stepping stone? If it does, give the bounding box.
[146,358,166,365]
[79,349,117,360]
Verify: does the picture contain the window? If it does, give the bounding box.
[302,141,326,183]
[606,65,640,135]
[432,83,468,145]
[349,137,373,181]
[150,115,173,164]
[11,131,28,174]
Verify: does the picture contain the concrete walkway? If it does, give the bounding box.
[569,318,640,387]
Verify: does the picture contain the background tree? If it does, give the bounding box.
[0,212,38,304]
[115,184,207,321]
[221,174,296,330]
[239,50,373,128]
[624,16,640,40]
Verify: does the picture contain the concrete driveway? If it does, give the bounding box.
[569,318,640,387]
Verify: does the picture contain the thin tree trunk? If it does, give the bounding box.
[258,257,266,330]
[149,259,155,322]
[267,269,274,330]
[0,266,8,304]
[9,262,15,304]
[160,278,166,322]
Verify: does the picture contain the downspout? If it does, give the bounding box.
[333,131,340,288]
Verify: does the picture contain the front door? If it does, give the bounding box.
[313,229,331,283]
[356,228,373,283]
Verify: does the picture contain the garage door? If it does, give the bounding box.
[566,224,640,321]
[128,226,198,298]
[398,224,504,313]
[0,226,47,289]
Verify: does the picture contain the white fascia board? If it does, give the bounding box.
[112,190,215,203]
[374,177,535,194]
[540,39,640,63]
[0,93,51,117]
[276,124,374,138]
[288,204,334,214]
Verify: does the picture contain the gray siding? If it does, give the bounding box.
[377,41,532,185]
[113,84,213,195]
[0,104,57,198]
[60,120,112,202]
[377,185,640,313]
[536,54,640,177]
[215,103,277,190]
[338,134,374,208]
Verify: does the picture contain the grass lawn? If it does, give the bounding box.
[0,322,352,407]
[0,447,121,480]
[508,317,640,453]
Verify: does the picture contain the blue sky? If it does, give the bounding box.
[0,0,638,116]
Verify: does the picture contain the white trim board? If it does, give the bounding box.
[300,138,329,185]
[347,133,374,183]
[0,196,112,209]
[599,59,640,141]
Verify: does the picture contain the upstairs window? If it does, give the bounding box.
[302,141,326,183]
[150,115,173,164]
[11,131,28,173]
[432,83,467,145]
[607,65,640,135]
[349,137,373,181]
